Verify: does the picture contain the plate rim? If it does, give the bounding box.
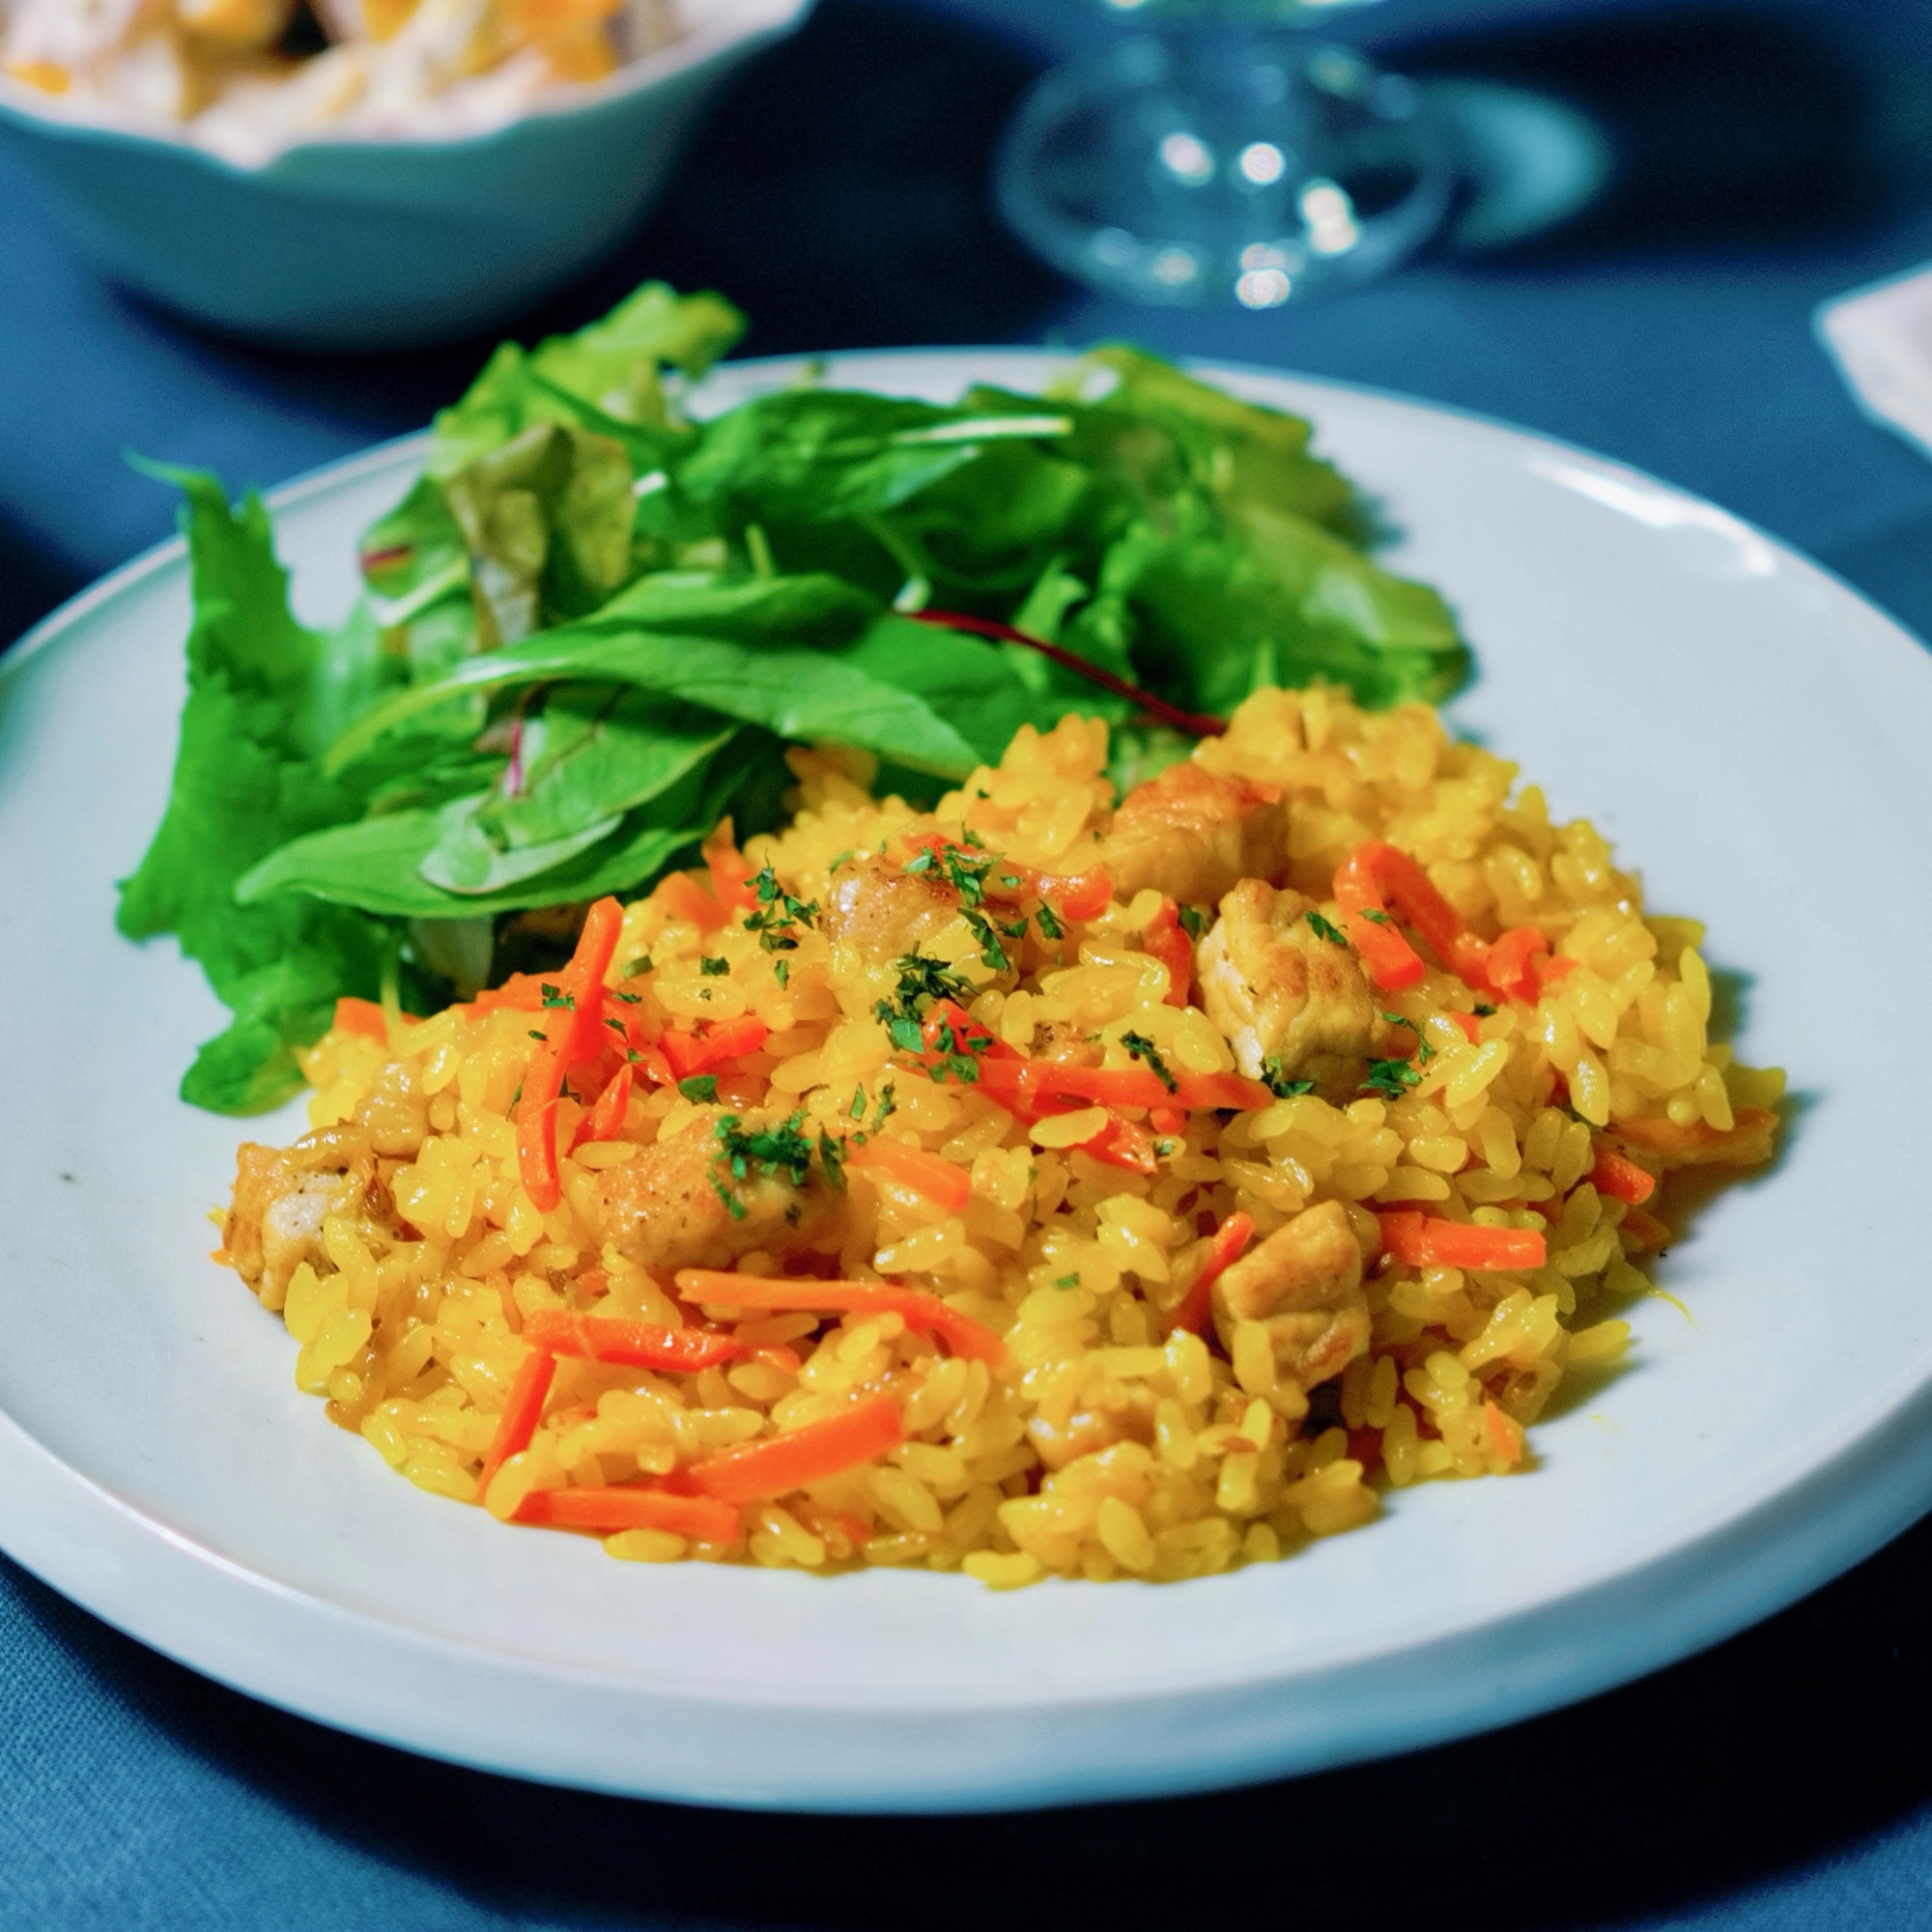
[5,348,1930,1811]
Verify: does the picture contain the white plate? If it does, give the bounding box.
[3,352,1929,1814]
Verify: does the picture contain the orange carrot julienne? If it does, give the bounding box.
[1169,1211,1256,1337]
[676,1394,905,1503]
[1038,866,1113,923]
[467,972,550,1014]
[511,896,626,1209]
[656,869,729,934]
[673,1270,1007,1366]
[1588,1146,1658,1207]
[478,1348,556,1502]
[971,1058,1272,1119]
[522,1310,743,1371]
[1076,1112,1158,1176]
[568,1064,633,1151]
[514,1485,740,1543]
[333,996,389,1042]
[846,1136,973,1214]
[514,1073,563,1212]
[1449,1011,1482,1044]
[1143,896,1193,1008]
[702,816,757,911]
[660,1016,769,1078]
[1378,1211,1546,1273]
[1482,925,1550,1000]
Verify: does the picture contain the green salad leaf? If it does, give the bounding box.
[122,281,1474,1112]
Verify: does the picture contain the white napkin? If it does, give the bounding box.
[1817,262,1932,459]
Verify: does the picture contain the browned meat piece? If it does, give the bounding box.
[1211,1200,1370,1392]
[225,1143,355,1307]
[1198,878,1408,1089]
[1099,761,1288,906]
[819,855,960,962]
[591,1115,845,1273]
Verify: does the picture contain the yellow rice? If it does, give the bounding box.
[223,685,1783,1587]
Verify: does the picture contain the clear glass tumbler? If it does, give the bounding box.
[996,2,1454,308]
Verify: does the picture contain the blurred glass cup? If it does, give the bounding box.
[996,0,1453,308]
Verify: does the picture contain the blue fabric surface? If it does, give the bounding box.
[5,0,1932,1921]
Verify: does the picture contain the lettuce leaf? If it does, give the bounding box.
[115,471,402,1112]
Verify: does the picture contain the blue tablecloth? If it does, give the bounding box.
[9,0,1932,1922]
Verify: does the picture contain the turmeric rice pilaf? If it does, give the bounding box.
[221,685,1781,1587]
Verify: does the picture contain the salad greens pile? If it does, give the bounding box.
[119,281,1471,1115]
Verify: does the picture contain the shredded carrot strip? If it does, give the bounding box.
[1378,1212,1547,1273]
[660,1016,769,1078]
[1077,1112,1159,1175]
[333,996,389,1042]
[514,1485,741,1543]
[1588,1146,1658,1206]
[674,1270,1007,1366]
[568,1064,633,1151]
[702,816,757,911]
[1142,896,1193,1008]
[1448,1011,1482,1044]
[676,1394,905,1503]
[522,1310,742,1371]
[971,1058,1272,1118]
[1169,1211,1256,1337]
[466,972,551,1014]
[656,869,729,933]
[1037,867,1113,923]
[845,1136,973,1214]
[478,1348,556,1502]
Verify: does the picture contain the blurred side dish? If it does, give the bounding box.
[0,0,682,151]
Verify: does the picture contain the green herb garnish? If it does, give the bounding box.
[679,1074,720,1103]
[1305,911,1348,946]
[1362,1058,1423,1100]
[1121,1030,1179,1094]
[698,956,729,977]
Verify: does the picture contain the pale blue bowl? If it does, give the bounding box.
[0,0,809,351]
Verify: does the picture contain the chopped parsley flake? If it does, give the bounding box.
[678,1075,720,1103]
[622,955,654,978]
[872,1083,897,1130]
[698,956,729,977]
[1034,901,1065,941]
[742,865,819,954]
[1474,1003,1496,1017]
[605,1016,628,1038]
[962,910,1010,972]
[850,1087,867,1120]
[1305,910,1348,946]
[904,840,996,908]
[1359,909,1393,927]
[611,989,643,1005]
[1055,1273,1080,1289]
[539,982,576,1009]
[1262,1056,1315,1099]
[1121,1030,1179,1094]
[773,958,789,989]
[527,1029,548,1042]
[1362,1058,1423,1100]
[1177,904,1207,941]
[711,1111,824,1211]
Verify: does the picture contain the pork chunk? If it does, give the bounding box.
[1198,878,1409,1089]
[591,1115,845,1273]
[1211,1200,1371,1393]
[819,855,960,963]
[1099,761,1287,906]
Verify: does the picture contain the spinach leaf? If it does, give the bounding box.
[328,626,980,779]
[239,806,705,919]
